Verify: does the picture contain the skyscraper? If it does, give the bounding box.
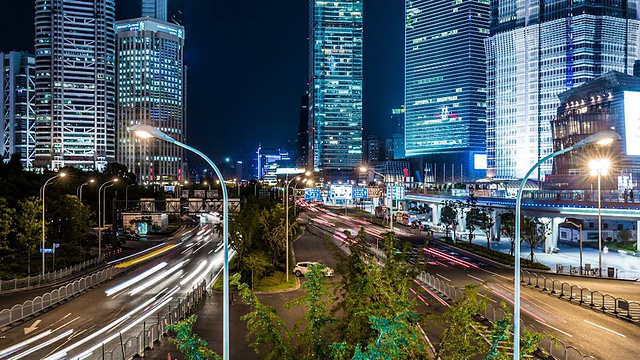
[1,52,36,169]
[115,18,186,184]
[34,0,116,171]
[391,106,405,160]
[404,0,488,180]
[142,0,185,26]
[308,0,363,173]
[296,92,309,168]
[485,0,640,180]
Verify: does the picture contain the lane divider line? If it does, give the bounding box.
[583,320,627,338]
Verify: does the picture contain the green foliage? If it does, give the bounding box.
[0,198,16,251]
[440,200,458,240]
[453,242,550,270]
[437,284,489,359]
[499,210,516,256]
[16,197,42,274]
[617,228,632,246]
[47,195,93,263]
[477,206,495,249]
[231,273,294,360]
[521,216,550,262]
[242,250,273,289]
[166,315,220,360]
[351,312,429,360]
[485,303,549,359]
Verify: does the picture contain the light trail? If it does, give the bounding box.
[105,262,168,296]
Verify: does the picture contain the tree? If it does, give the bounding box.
[166,315,220,360]
[485,303,549,359]
[231,273,293,360]
[285,262,336,359]
[499,210,516,256]
[465,207,482,243]
[0,198,15,252]
[242,251,272,289]
[16,197,42,274]
[521,216,549,262]
[617,228,632,247]
[47,195,93,262]
[477,206,496,249]
[440,200,458,241]
[437,284,489,359]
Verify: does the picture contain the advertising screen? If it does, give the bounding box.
[624,91,640,155]
[329,185,353,200]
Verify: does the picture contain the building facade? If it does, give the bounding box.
[115,18,186,184]
[1,52,36,169]
[34,0,116,171]
[308,0,363,173]
[549,71,640,189]
[404,0,488,180]
[391,106,405,160]
[297,92,309,168]
[485,0,640,180]
[142,0,185,25]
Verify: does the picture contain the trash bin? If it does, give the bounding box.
[607,267,615,278]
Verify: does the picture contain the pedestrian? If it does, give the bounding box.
[631,189,635,203]
[624,188,628,203]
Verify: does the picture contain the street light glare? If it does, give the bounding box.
[59,172,67,177]
[134,130,153,139]
[359,166,367,172]
[596,138,614,146]
[589,159,610,176]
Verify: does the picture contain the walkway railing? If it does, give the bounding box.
[521,270,640,324]
[0,267,116,329]
[0,256,106,292]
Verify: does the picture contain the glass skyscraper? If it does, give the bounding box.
[142,0,185,26]
[308,0,363,172]
[115,18,186,184]
[404,0,489,180]
[34,0,116,171]
[485,0,640,180]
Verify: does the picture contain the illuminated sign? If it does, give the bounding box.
[474,154,487,170]
[305,188,322,201]
[115,19,185,39]
[352,187,368,199]
[275,167,307,174]
[624,91,640,156]
[329,185,352,200]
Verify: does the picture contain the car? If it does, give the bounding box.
[293,261,334,277]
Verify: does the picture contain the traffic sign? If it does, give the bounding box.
[305,187,322,201]
[352,187,368,199]
[39,248,54,254]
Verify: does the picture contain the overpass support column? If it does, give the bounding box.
[492,209,501,242]
[636,220,640,252]
[543,217,561,253]
[431,204,440,225]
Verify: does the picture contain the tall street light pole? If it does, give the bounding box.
[130,124,231,360]
[77,179,95,202]
[41,173,66,276]
[285,173,309,282]
[589,159,610,277]
[98,179,118,258]
[360,167,393,230]
[125,183,136,210]
[513,131,619,358]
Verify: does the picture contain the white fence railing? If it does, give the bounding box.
[0,267,116,328]
[0,256,106,292]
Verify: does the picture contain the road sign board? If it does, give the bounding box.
[39,248,54,254]
[352,187,368,199]
[330,185,353,200]
[305,187,322,201]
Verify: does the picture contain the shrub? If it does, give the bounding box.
[453,242,550,270]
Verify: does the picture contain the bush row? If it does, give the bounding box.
[452,241,551,270]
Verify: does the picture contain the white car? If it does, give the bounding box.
[293,261,334,277]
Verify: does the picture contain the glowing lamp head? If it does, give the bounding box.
[89,179,95,183]
[59,172,67,178]
[304,171,311,176]
[134,130,153,139]
[589,159,610,176]
[359,166,367,173]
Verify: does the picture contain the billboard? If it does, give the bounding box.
[329,185,353,200]
[624,91,640,155]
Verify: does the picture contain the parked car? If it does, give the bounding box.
[293,261,334,277]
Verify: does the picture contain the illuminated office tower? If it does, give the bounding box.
[34,0,116,171]
[1,52,36,169]
[405,0,489,181]
[115,18,186,184]
[142,0,185,26]
[485,0,640,180]
[308,0,363,173]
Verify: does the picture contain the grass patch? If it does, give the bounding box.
[212,270,297,292]
[450,241,551,270]
[605,242,637,252]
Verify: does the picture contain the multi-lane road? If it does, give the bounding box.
[0,218,226,360]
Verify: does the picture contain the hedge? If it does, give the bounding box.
[451,242,551,271]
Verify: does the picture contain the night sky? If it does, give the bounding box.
[0,0,404,166]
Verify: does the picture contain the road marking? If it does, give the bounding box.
[23,319,41,334]
[48,313,71,328]
[479,294,498,303]
[583,320,626,338]
[536,320,573,337]
[467,274,485,283]
[52,316,80,333]
[436,274,451,282]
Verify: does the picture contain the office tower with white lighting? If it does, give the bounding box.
[115,18,186,184]
[34,0,116,171]
[142,0,185,26]
[485,0,640,180]
[1,52,36,169]
[405,0,489,181]
[308,0,363,173]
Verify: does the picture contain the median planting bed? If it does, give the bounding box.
[451,241,550,270]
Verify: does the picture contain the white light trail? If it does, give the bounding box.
[8,330,73,360]
[129,261,187,296]
[105,262,168,296]
[179,260,207,285]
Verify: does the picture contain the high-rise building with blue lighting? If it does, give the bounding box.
[142,0,185,26]
[485,0,640,180]
[115,18,186,184]
[308,0,363,173]
[404,0,489,181]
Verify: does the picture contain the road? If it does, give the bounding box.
[0,223,226,360]
[306,205,640,359]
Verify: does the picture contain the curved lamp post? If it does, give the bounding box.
[513,130,620,358]
[285,172,309,282]
[360,166,393,230]
[41,172,66,276]
[589,158,610,277]
[130,124,230,360]
[98,179,118,258]
[125,183,136,210]
[77,179,95,202]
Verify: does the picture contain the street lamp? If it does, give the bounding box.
[285,172,310,282]
[77,179,95,202]
[125,183,136,210]
[98,179,118,258]
[360,166,393,230]
[513,130,619,358]
[130,124,231,360]
[564,220,584,274]
[41,172,66,276]
[203,181,211,190]
[589,158,610,277]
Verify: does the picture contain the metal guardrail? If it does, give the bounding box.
[0,267,116,329]
[88,281,208,360]
[0,256,106,292]
[417,272,596,360]
[521,270,640,324]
